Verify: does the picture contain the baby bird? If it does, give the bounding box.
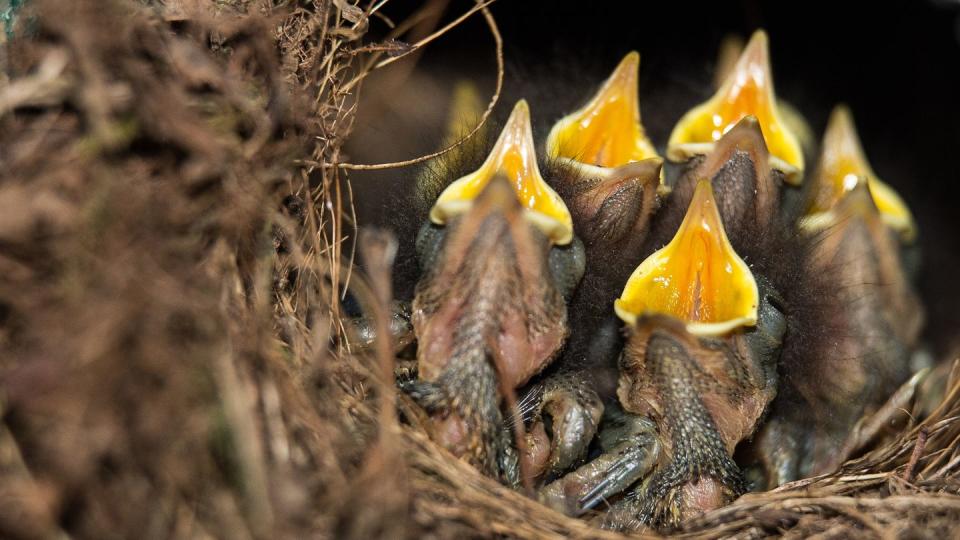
[748,106,923,485]
[603,154,787,530]
[406,100,584,484]
[520,52,664,481]
[396,26,924,530]
[546,51,664,256]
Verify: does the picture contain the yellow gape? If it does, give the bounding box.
[804,106,916,242]
[668,30,804,184]
[431,100,574,245]
[615,179,759,337]
[546,51,660,180]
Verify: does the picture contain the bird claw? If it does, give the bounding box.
[577,454,641,512]
[524,372,604,477]
[539,408,659,516]
[394,359,418,384]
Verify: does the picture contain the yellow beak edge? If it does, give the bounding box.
[803,105,916,242]
[431,100,575,245]
[667,30,805,184]
[615,179,758,337]
[546,51,664,190]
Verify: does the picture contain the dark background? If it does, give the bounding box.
[347,0,960,355]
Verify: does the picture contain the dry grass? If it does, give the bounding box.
[0,1,957,539]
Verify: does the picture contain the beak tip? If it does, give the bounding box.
[830,105,858,138]
[509,99,531,123]
[667,29,804,178]
[747,29,769,52]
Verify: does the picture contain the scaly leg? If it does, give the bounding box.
[539,406,659,516]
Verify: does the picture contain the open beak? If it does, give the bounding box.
[713,34,815,158]
[803,105,916,241]
[667,30,804,184]
[546,52,663,186]
[431,100,574,245]
[413,176,570,480]
[615,179,758,337]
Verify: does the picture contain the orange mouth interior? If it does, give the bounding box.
[615,179,758,336]
[547,52,659,169]
[806,106,915,241]
[667,30,804,182]
[431,100,574,245]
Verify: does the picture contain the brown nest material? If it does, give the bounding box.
[0,1,958,539]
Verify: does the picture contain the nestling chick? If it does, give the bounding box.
[520,52,664,480]
[546,51,664,256]
[748,107,923,485]
[603,178,786,529]
[407,100,584,484]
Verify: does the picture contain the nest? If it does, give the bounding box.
[0,1,957,538]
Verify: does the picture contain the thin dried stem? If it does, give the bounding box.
[332,0,504,171]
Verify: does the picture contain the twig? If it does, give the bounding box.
[339,0,490,95]
[0,49,72,116]
[358,228,400,429]
[903,428,929,482]
[333,0,504,171]
[370,0,494,71]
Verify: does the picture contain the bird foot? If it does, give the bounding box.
[523,371,604,478]
[539,407,659,516]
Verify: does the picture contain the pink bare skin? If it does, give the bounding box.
[410,178,569,482]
